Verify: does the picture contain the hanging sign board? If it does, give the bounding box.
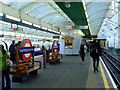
[69,25,88,30]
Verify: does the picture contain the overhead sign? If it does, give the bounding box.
[9,27,23,31]
[83,35,97,38]
[69,25,88,30]
[53,36,60,39]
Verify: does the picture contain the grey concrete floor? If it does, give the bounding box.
[11,53,114,89]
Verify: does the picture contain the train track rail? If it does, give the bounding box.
[101,51,120,88]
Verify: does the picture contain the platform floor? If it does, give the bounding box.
[11,53,115,89]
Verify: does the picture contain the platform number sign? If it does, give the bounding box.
[21,39,33,61]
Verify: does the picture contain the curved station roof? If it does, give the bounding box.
[0,0,119,39]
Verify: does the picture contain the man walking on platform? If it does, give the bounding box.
[79,41,87,63]
[9,40,15,64]
[90,39,102,72]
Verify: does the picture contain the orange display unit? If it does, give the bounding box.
[47,40,62,64]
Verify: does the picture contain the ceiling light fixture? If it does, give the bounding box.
[65,1,70,8]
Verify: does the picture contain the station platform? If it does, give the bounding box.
[11,53,115,89]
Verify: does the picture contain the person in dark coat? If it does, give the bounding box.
[79,41,87,63]
[90,39,102,72]
[9,40,15,63]
[86,42,89,52]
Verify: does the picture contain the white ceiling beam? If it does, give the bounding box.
[0,2,59,32]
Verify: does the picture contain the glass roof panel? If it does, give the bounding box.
[85,1,111,35]
[91,25,100,30]
[90,19,103,26]
[28,4,48,16]
[86,2,96,8]
[39,13,57,20]
[89,12,105,21]
[23,3,46,14]
[42,14,64,24]
[88,9,106,16]
[35,10,56,19]
[88,6,107,15]
[87,2,107,9]
[28,5,51,17]
[11,2,31,10]
[85,0,94,5]
[1,0,15,5]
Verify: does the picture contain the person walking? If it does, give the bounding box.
[0,45,11,90]
[90,39,102,72]
[9,40,15,64]
[86,42,89,52]
[79,41,87,63]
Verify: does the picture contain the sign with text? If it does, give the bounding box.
[19,47,34,54]
[69,25,88,30]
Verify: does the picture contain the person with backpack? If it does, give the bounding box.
[79,41,87,63]
[90,39,102,72]
[0,45,11,90]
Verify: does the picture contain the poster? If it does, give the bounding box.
[65,37,73,49]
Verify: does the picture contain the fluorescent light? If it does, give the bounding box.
[6,14,20,22]
[34,24,40,28]
[53,30,57,33]
[22,20,32,25]
[48,29,53,31]
[42,26,47,30]
[78,30,85,36]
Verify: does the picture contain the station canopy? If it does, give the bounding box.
[0,0,119,37]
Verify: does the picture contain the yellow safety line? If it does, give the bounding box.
[99,61,110,89]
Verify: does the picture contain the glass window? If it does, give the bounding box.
[1,0,15,5]
[23,3,46,14]
[35,10,56,19]
[42,14,64,24]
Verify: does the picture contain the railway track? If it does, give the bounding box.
[101,51,120,88]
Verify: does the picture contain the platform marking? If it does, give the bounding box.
[100,57,117,88]
[99,60,110,89]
